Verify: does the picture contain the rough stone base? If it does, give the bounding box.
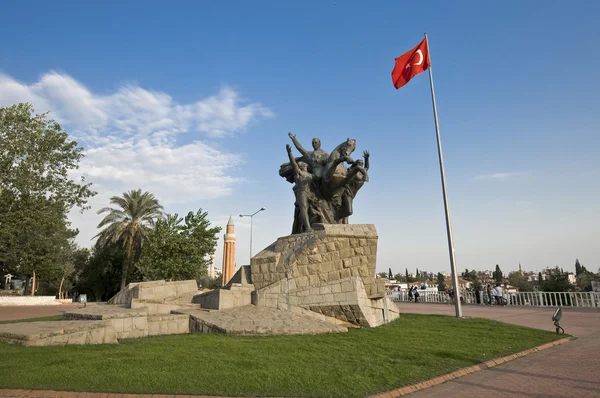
[250,224,399,327]
[181,305,348,335]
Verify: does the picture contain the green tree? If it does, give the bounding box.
[74,243,129,301]
[494,264,503,284]
[508,271,533,292]
[0,103,95,210]
[575,259,582,276]
[576,270,597,292]
[0,196,78,292]
[388,268,393,280]
[437,273,446,291]
[393,273,405,282]
[377,271,388,279]
[95,189,163,290]
[0,103,95,289]
[540,267,573,292]
[538,271,543,284]
[405,268,409,282]
[137,210,221,281]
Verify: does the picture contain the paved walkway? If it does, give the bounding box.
[396,303,600,398]
[0,305,81,322]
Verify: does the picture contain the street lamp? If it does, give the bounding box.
[239,207,265,264]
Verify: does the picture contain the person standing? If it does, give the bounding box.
[495,284,504,306]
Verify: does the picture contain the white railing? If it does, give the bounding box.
[387,290,600,308]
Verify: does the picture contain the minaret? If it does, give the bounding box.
[221,216,236,286]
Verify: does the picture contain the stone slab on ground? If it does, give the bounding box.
[180,304,348,335]
[0,320,117,346]
[62,304,147,320]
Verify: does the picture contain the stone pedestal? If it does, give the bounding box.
[250,224,399,327]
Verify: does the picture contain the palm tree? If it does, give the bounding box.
[95,189,163,290]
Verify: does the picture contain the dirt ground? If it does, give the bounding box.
[0,304,81,321]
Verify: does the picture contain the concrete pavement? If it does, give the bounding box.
[395,303,600,398]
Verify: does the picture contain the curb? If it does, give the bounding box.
[0,337,575,398]
[370,336,574,398]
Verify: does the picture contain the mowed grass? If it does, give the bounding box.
[0,314,563,397]
[0,315,62,324]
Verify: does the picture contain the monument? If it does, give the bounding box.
[221,216,236,286]
[194,133,399,329]
[0,133,398,346]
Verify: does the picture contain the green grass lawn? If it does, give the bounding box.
[0,314,563,397]
[0,315,62,324]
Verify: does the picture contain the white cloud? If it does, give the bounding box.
[0,71,273,246]
[474,171,530,181]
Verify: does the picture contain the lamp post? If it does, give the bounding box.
[239,207,265,264]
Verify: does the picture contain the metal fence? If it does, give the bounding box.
[387,290,600,308]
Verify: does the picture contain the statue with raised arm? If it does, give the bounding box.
[279,133,329,183]
[280,133,370,234]
[286,144,316,233]
[341,150,370,219]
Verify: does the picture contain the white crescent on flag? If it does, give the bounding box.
[414,49,424,66]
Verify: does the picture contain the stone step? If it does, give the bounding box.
[0,320,117,346]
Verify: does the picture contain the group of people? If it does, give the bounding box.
[407,285,421,302]
[485,283,507,306]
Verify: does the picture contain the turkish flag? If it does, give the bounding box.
[391,38,430,89]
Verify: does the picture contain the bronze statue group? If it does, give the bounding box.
[280,133,370,234]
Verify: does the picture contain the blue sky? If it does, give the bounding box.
[1,0,599,275]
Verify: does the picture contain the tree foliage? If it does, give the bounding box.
[95,189,163,290]
[73,243,139,302]
[0,103,95,210]
[508,271,533,292]
[540,267,573,292]
[0,103,94,291]
[493,264,503,284]
[136,209,221,282]
[437,272,446,291]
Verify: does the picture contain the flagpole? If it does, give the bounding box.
[424,32,462,318]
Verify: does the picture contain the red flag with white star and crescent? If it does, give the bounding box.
[391,37,430,89]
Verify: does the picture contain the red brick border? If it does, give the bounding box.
[0,337,574,398]
[370,336,574,398]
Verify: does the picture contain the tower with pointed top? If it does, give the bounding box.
[221,216,236,286]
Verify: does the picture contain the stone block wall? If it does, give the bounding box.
[250,224,398,327]
[192,284,254,310]
[251,224,385,299]
[147,314,190,336]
